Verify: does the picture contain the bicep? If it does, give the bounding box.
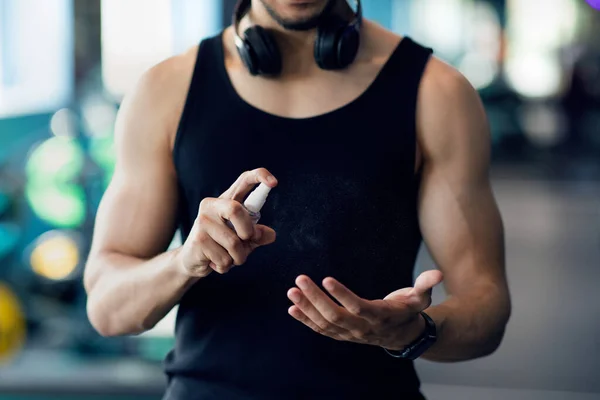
[88,71,180,262]
[417,59,506,297]
[418,164,505,296]
[91,163,178,260]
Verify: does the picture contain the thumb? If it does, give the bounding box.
[250,225,276,248]
[383,270,443,309]
[413,269,444,296]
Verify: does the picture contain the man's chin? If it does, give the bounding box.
[261,0,336,31]
[278,17,322,31]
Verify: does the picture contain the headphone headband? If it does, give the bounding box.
[233,0,362,40]
[350,0,363,30]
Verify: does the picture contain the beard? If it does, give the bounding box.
[259,0,338,31]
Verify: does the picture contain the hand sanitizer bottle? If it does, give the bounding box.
[227,183,272,230]
[242,182,272,224]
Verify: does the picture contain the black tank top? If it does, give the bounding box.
[164,31,433,400]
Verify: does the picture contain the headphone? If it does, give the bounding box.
[233,0,363,76]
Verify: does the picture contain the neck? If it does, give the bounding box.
[242,0,353,74]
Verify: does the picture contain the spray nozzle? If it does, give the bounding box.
[243,183,272,214]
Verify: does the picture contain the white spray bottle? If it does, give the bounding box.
[227,183,272,230]
[243,182,272,224]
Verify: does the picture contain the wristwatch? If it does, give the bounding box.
[383,311,437,360]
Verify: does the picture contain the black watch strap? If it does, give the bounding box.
[383,311,437,360]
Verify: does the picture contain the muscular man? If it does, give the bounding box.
[84,0,511,398]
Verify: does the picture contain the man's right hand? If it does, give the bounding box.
[176,168,278,277]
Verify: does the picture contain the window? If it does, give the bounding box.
[0,0,73,118]
[101,0,221,100]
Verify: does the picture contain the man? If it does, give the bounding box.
[84,0,511,398]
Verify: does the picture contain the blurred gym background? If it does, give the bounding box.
[0,0,599,399]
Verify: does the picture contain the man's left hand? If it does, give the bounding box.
[287,270,443,351]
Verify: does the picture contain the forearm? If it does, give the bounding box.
[420,282,511,362]
[85,247,198,337]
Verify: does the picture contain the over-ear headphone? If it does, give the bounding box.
[233,0,362,76]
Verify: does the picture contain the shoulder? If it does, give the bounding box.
[124,45,199,109]
[417,57,489,162]
[362,23,489,165]
[116,45,199,150]
[420,57,477,107]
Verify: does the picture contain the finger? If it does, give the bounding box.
[288,306,342,340]
[322,277,378,321]
[202,216,249,266]
[210,199,255,241]
[295,275,363,330]
[220,168,278,202]
[249,225,276,249]
[413,270,444,297]
[198,198,253,240]
[287,287,349,336]
[195,230,233,274]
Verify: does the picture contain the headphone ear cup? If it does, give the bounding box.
[244,26,282,76]
[315,22,343,70]
[236,36,260,76]
[335,26,360,69]
[315,16,361,71]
